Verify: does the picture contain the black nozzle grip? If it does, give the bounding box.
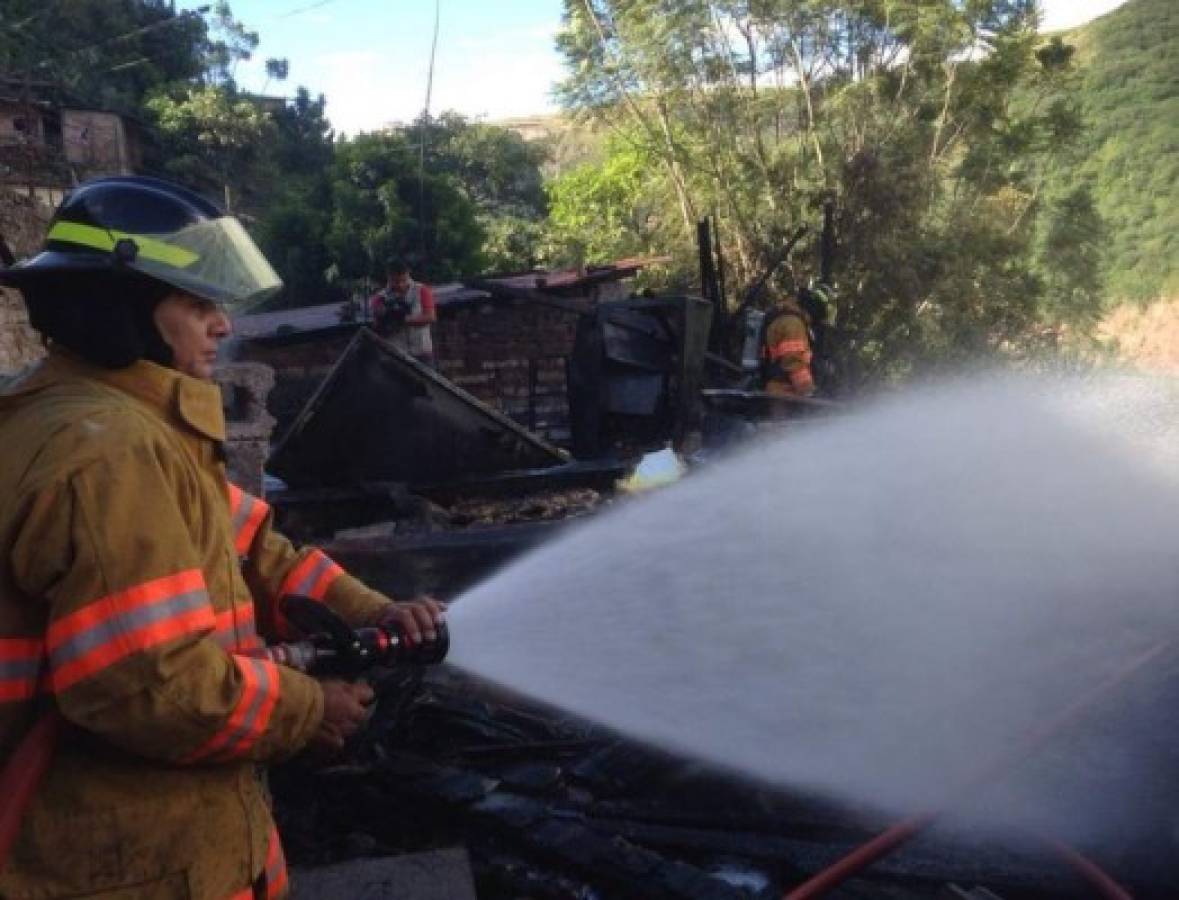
[397,620,449,666]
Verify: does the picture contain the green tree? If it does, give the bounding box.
[544,135,661,267]
[327,131,484,284]
[251,89,337,307]
[146,85,271,210]
[1039,0,1179,303]
[201,0,259,87]
[140,4,279,211]
[323,115,551,285]
[1035,184,1105,328]
[401,113,551,272]
[0,0,206,114]
[553,0,1092,382]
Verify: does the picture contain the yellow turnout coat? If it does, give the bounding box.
[0,351,392,899]
[762,301,815,397]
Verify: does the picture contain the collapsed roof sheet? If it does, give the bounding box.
[267,329,567,488]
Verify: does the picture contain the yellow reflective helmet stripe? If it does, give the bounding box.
[47,221,200,269]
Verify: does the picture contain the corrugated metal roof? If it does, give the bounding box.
[233,259,664,342]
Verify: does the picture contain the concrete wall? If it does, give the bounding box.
[0,287,42,375]
[0,189,49,375]
[218,363,277,495]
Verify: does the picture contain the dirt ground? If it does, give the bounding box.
[1100,298,1179,372]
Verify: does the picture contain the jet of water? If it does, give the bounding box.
[446,373,1179,848]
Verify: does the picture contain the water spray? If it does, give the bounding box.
[448,374,1179,890]
[784,639,1171,898]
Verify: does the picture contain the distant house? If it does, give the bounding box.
[0,79,147,286]
[0,79,143,210]
[492,115,566,144]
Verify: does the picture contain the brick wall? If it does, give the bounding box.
[434,300,578,444]
[237,299,581,446]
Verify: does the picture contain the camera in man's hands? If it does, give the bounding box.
[380,292,412,324]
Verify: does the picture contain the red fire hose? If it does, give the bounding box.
[784,640,1172,899]
[0,711,63,868]
[1042,836,1134,900]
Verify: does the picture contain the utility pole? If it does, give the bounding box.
[417,0,441,262]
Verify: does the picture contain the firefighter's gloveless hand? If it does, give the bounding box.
[309,680,375,752]
[380,597,447,646]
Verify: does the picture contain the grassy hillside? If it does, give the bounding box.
[1058,0,1179,303]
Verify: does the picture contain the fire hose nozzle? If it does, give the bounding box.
[259,595,450,677]
[345,620,450,670]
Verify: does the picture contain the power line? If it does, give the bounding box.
[64,5,211,57]
[276,0,343,20]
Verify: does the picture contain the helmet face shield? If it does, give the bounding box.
[44,215,282,315]
[131,217,282,314]
[0,177,285,316]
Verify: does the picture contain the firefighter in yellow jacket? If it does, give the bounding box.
[0,177,445,899]
[760,294,815,397]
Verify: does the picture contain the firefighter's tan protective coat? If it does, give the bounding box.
[0,351,393,899]
[763,301,815,397]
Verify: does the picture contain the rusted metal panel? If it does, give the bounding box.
[267,328,567,489]
[568,295,713,457]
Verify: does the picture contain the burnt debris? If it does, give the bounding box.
[271,667,1179,900]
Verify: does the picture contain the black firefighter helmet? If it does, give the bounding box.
[0,175,282,314]
[1,176,283,368]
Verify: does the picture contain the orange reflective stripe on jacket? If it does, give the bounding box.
[47,569,214,692]
[768,338,811,360]
[221,825,287,900]
[228,483,270,558]
[264,824,289,899]
[279,550,343,601]
[790,366,816,393]
[274,550,343,638]
[0,637,44,702]
[182,655,281,763]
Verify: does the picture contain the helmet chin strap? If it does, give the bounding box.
[131,295,175,369]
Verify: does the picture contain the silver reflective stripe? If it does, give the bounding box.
[0,657,41,681]
[214,623,259,651]
[219,658,276,754]
[292,555,334,596]
[232,492,259,540]
[49,590,210,670]
[266,843,284,882]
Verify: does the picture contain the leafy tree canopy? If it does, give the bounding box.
[0,0,206,113]
[1040,0,1179,303]
[327,129,485,285]
[550,0,1096,382]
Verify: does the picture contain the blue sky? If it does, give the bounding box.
[180,0,1130,135]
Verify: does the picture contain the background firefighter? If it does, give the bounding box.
[0,177,444,899]
[761,293,816,398]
